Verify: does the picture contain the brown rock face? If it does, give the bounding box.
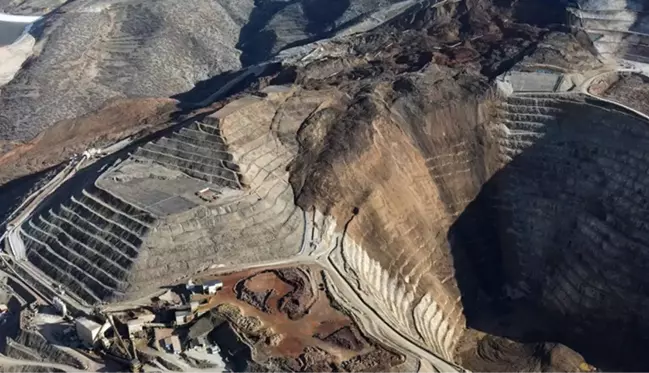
[279,2,649,370]
[290,64,500,358]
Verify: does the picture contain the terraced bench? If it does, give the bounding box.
[20,184,155,305]
[134,120,244,189]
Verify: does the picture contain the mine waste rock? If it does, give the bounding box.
[3,0,649,371]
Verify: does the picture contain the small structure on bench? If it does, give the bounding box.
[175,309,193,325]
[76,317,110,346]
[161,335,182,354]
[196,188,220,202]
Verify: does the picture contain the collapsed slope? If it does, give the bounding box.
[5,0,649,371]
[265,3,649,371]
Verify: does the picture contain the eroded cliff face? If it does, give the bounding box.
[275,1,649,370]
[289,66,500,360]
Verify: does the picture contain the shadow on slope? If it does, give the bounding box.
[448,98,649,371]
[492,0,566,26]
[0,164,63,230]
[170,62,284,109]
[623,1,649,63]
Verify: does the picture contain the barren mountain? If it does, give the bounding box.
[2,0,649,372]
[0,0,406,149]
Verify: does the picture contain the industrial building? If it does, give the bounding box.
[75,317,110,346]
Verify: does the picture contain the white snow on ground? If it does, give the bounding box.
[0,13,40,22]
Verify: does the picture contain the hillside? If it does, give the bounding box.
[0,0,407,150]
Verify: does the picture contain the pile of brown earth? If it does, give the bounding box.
[274,268,315,320]
[316,326,367,352]
[210,266,404,372]
[236,268,315,319]
[457,332,592,372]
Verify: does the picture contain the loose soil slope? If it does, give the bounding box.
[597,72,649,116]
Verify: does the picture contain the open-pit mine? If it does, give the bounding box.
[1,0,649,372]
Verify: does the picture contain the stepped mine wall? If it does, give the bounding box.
[13,329,85,370]
[0,366,65,373]
[569,0,649,64]
[5,338,41,361]
[451,93,649,370]
[127,87,328,296]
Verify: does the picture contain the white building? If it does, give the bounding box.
[127,319,146,335]
[202,280,223,295]
[75,317,110,346]
[175,309,193,325]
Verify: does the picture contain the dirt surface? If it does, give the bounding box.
[236,271,296,315]
[195,265,404,371]
[274,268,316,320]
[318,326,368,352]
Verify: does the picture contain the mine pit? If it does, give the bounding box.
[4,1,649,370]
